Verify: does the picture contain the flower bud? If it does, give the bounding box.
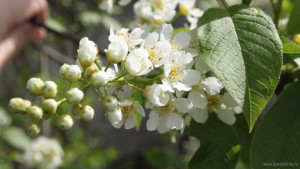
[66,88,84,104]
[107,107,122,123]
[80,105,94,121]
[26,123,40,136]
[71,104,82,119]
[86,63,99,76]
[101,96,118,112]
[64,65,82,82]
[26,78,44,95]
[106,40,128,64]
[42,81,57,98]
[28,106,43,120]
[59,64,70,78]
[42,99,57,119]
[77,37,98,67]
[9,98,31,114]
[57,115,73,130]
[91,70,109,86]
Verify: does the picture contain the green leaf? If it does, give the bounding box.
[197,5,282,131]
[189,114,240,169]
[0,107,11,127]
[287,0,300,35]
[281,36,300,64]
[45,18,66,33]
[2,127,31,150]
[250,81,300,169]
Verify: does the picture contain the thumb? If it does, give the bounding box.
[0,22,45,70]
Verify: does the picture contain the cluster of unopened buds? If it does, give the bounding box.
[9,23,242,136]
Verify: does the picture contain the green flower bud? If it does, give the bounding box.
[66,88,84,104]
[86,63,99,76]
[91,70,109,87]
[8,98,31,114]
[57,115,73,130]
[80,105,94,121]
[71,104,82,119]
[64,65,82,82]
[25,123,40,136]
[26,78,44,95]
[101,96,118,112]
[59,64,70,78]
[27,106,43,120]
[42,81,57,98]
[42,99,57,119]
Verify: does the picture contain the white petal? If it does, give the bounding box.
[162,78,175,92]
[191,108,208,123]
[134,101,145,117]
[160,24,173,40]
[146,111,159,131]
[118,0,131,6]
[222,92,238,107]
[188,90,207,109]
[174,98,191,113]
[111,118,125,128]
[124,114,137,129]
[172,82,191,91]
[190,8,204,18]
[216,109,236,125]
[181,69,201,86]
[203,77,223,95]
[174,31,191,49]
[144,32,159,48]
[166,114,184,130]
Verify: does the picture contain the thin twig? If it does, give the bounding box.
[42,46,74,64]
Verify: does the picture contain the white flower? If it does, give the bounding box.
[77,37,98,67]
[179,0,204,29]
[142,32,172,67]
[99,0,114,14]
[294,58,300,68]
[64,65,82,82]
[203,77,223,95]
[28,106,43,120]
[106,39,128,63]
[162,55,200,92]
[66,88,84,104]
[146,96,190,133]
[91,70,109,86]
[42,81,57,98]
[125,48,153,76]
[26,78,44,96]
[24,136,64,169]
[109,26,144,50]
[80,105,94,121]
[114,85,132,99]
[147,84,170,106]
[112,100,145,129]
[57,115,74,130]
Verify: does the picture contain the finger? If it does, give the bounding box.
[6,0,49,30]
[0,22,45,70]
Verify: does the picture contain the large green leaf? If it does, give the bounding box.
[197,5,282,131]
[251,81,300,169]
[287,0,300,35]
[189,115,240,169]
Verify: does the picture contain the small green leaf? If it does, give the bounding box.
[2,127,31,150]
[197,5,282,131]
[45,18,66,33]
[189,114,240,169]
[287,0,300,35]
[250,81,300,169]
[0,107,11,127]
[281,36,300,64]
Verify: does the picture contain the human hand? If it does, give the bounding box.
[0,0,49,70]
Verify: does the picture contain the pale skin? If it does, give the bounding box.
[0,0,49,71]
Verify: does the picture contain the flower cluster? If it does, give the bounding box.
[99,0,203,30]
[24,136,64,169]
[9,23,242,135]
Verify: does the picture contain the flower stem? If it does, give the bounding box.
[109,72,127,83]
[105,63,111,72]
[92,86,104,98]
[217,0,229,8]
[94,60,102,70]
[57,98,66,106]
[125,81,144,91]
